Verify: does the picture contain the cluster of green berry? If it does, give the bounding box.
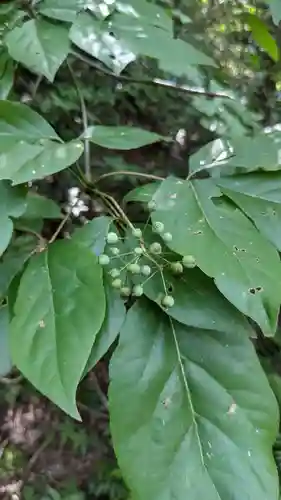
[98,222,196,308]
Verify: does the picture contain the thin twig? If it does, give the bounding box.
[15,226,46,247]
[95,170,164,183]
[94,188,134,230]
[91,373,108,410]
[67,61,91,181]
[49,211,71,244]
[71,49,234,100]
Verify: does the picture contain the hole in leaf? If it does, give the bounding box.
[249,288,256,294]
[193,230,202,235]
[167,283,174,293]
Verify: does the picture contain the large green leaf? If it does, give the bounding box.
[0,100,59,140]
[244,14,279,62]
[0,51,14,99]
[0,140,83,184]
[6,19,70,82]
[110,300,279,500]
[217,173,281,251]
[151,176,281,334]
[0,235,37,298]
[72,216,111,255]
[39,0,83,22]
[84,126,168,149]
[0,181,27,256]
[69,12,135,75]
[142,266,253,335]
[10,240,106,419]
[23,192,62,220]
[111,12,215,73]
[0,306,12,376]
[83,278,126,375]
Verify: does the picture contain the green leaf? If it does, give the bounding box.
[0,100,59,140]
[124,182,159,203]
[23,192,62,219]
[72,216,111,255]
[116,0,173,33]
[69,12,135,75]
[0,51,14,99]
[6,19,70,82]
[0,140,83,185]
[0,305,12,376]
[39,0,82,22]
[0,235,37,298]
[151,176,281,335]
[111,12,215,72]
[244,14,279,62]
[142,264,253,335]
[83,277,126,375]
[267,0,281,25]
[84,126,169,150]
[230,133,281,171]
[110,300,279,500]
[0,181,27,256]
[216,173,281,251]
[216,172,281,204]
[10,240,106,419]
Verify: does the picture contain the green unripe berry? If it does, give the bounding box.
[153,221,164,233]
[99,254,110,266]
[128,263,141,274]
[163,232,173,243]
[107,232,119,244]
[162,295,175,308]
[110,268,120,278]
[148,200,156,211]
[134,246,143,256]
[170,262,183,274]
[112,278,122,289]
[132,228,142,238]
[120,286,131,297]
[132,285,144,297]
[149,242,162,254]
[110,247,120,256]
[141,265,151,277]
[182,255,196,268]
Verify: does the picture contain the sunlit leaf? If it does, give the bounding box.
[6,19,70,82]
[244,14,279,62]
[10,240,106,419]
[151,176,281,334]
[84,126,169,149]
[110,299,279,500]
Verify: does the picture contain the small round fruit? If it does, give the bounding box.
[170,262,183,274]
[163,232,172,243]
[132,228,142,238]
[148,200,156,211]
[182,255,196,268]
[141,265,151,277]
[128,263,141,274]
[107,232,119,244]
[134,246,143,256]
[110,247,120,256]
[120,287,131,297]
[153,221,164,233]
[149,242,162,254]
[132,285,144,297]
[112,278,122,289]
[110,268,120,278]
[99,254,110,266]
[162,295,175,308]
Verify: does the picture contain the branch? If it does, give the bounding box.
[71,49,234,100]
[95,171,164,183]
